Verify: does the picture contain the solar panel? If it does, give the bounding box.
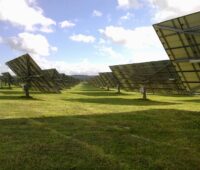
[2,72,12,79]
[58,73,69,88]
[110,65,134,91]
[0,75,3,88]
[99,72,118,88]
[88,76,98,87]
[96,75,106,87]
[110,60,187,94]
[12,75,21,86]
[6,54,60,95]
[43,69,65,90]
[153,11,200,93]
[99,73,109,88]
[59,73,80,88]
[89,75,105,88]
[1,72,13,88]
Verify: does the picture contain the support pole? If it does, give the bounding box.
[142,86,147,100]
[117,84,121,94]
[0,80,2,88]
[23,83,30,98]
[24,56,31,98]
[8,82,11,89]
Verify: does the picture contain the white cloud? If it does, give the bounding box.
[101,26,158,49]
[117,0,141,9]
[0,36,2,43]
[100,26,130,45]
[117,0,200,21]
[147,0,200,21]
[100,25,168,63]
[1,55,109,75]
[59,20,75,28]
[70,34,96,43]
[120,12,134,20]
[4,32,57,57]
[92,10,103,17]
[51,46,58,52]
[33,56,110,75]
[97,45,124,61]
[0,0,56,32]
[98,38,107,45]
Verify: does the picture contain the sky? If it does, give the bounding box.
[0,0,200,75]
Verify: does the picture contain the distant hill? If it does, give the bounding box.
[71,75,95,81]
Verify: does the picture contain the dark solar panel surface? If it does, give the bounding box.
[6,54,60,93]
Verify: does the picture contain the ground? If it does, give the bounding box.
[0,83,200,170]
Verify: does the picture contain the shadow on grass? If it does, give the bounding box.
[0,109,199,170]
[0,95,42,101]
[0,87,12,90]
[154,93,194,98]
[70,91,128,97]
[63,97,178,106]
[0,90,45,95]
[0,90,24,95]
[75,88,106,92]
[179,99,200,103]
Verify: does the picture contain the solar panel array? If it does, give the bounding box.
[89,71,125,93]
[110,60,187,94]
[1,12,200,96]
[42,68,65,90]
[89,75,105,88]
[1,72,13,88]
[89,61,187,94]
[0,75,3,88]
[59,73,80,88]
[6,54,60,93]
[4,54,80,96]
[110,65,133,91]
[88,12,200,95]
[154,12,200,93]
[99,72,118,88]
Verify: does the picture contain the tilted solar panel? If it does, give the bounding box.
[59,73,69,88]
[2,72,12,79]
[43,69,59,79]
[110,65,135,91]
[99,72,118,88]
[59,73,79,88]
[89,75,105,88]
[43,69,65,89]
[99,73,109,88]
[96,75,106,87]
[110,60,187,94]
[1,72,13,88]
[153,12,200,93]
[89,76,99,87]
[6,54,60,93]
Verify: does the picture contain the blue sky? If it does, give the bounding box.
[0,0,200,75]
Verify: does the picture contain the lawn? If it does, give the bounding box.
[0,82,200,170]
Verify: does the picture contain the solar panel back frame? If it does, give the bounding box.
[153,12,200,93]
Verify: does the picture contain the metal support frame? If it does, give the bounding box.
[172,57,200,63]
[155,24,200,35]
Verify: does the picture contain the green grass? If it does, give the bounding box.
[0,83,200,170]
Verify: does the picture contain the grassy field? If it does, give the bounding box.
[0,82,200,170]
